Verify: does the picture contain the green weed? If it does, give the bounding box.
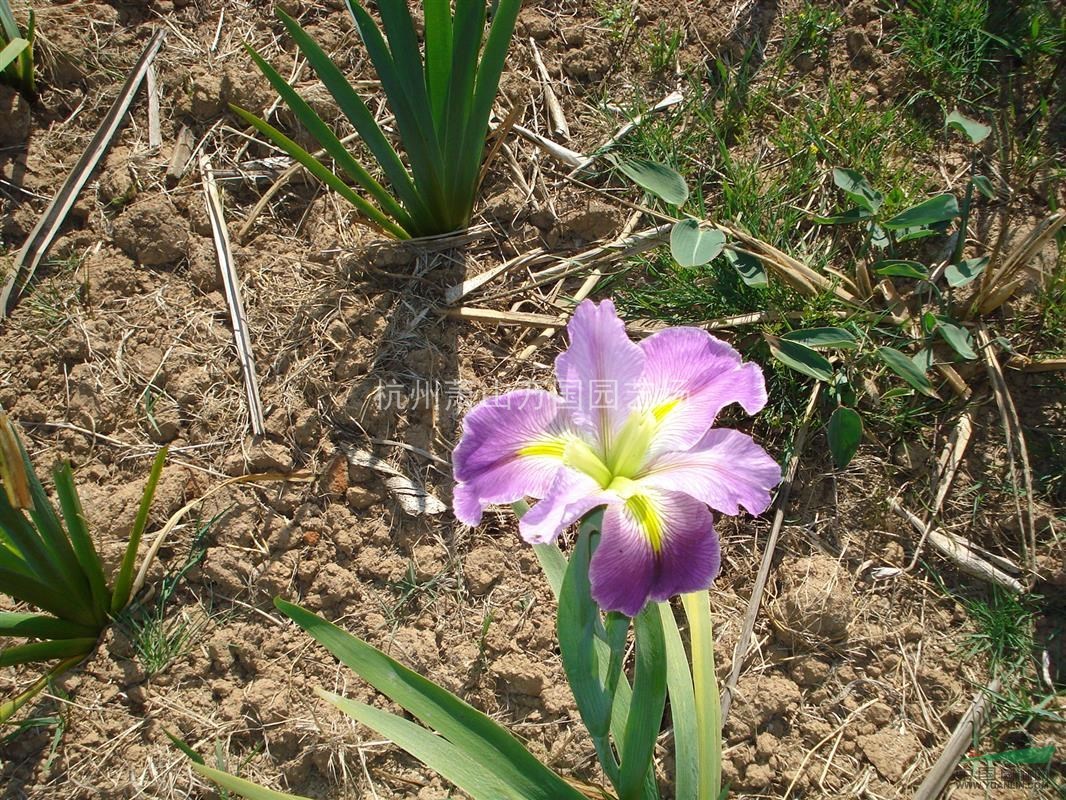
[116,513,218,676]
[896,0,994,104]
[777,2,843,67]
[643,23,683,74]
[384,557,458,623]
[595,0,634,43]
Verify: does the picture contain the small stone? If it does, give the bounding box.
[186,237,222,291]
[521,12,552,41]
[742,762,773,789]
[771,555,854,647]
[791,655,831,687]
[146,403,181,443]
[465,546,505,594]
[98,165,138,208]
[125,683,149,705]
[346,485,380,510]
[865,702,894,727]
[318,454,349,497]
[755,732,777,759]
[56,330,89,364]
[794,52,817,73]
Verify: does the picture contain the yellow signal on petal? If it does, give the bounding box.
[625,493,664,554]
[518,439,568,459]
[651,396,682,422]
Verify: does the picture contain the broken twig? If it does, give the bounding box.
[890,498,1023,592]
[1,29,166,316]
[912,679,1001,800]
[341,446,446,516]
[201,155,266,437]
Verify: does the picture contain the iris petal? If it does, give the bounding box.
[519,468,606,544]
[589,489,720,617]
[555,299,645,456]
[452,389,574,526]
[638,428,781,516]
[638,327,767,456]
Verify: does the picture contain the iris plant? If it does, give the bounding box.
[0,414,166,721]
[454,299,780,616]
[237,0,520,239]
[186,300,779,800]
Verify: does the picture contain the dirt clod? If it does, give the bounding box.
[112,195,190,266]
[491,652,544,696]
[771,555,854,648]
[858,728,922,782]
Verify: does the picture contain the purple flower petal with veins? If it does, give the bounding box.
[452,299,780,616]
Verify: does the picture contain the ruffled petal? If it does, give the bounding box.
[637,327,767,455]
[638,428,781,516]
[589,489,719,617]
[518,468,606,544]
[452,389,574,525]
[555,299,645,455]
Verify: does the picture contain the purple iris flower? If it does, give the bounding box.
[453,299,781,616]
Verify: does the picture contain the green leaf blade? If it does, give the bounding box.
[883,194,959,229]
[454,0,522,213]
[346,0,449,225]
[0,566,97,627]
[827,407,863,469]
[781,327,857,350]
[936,320,977,360]
[946,109,990,144]
[876,346,939,398]
[767,337,834,382]
[659,602,698,800]
[275,599,586,800]
[0,612,98,640]
[612,156,689,206]
[0,37,28,73]
[832,168,882,213]
[323,690,531,800]
[670,220,726,267]
[723,248,767,287]
[53,464,109,624]
[274,9,432,230]
[110,448,167,614]
[557,514,613,740]
[680,592,721,800]
[0,637,96,668]
[813,207,874,225]
[944,255,989,288]
[972,175,995,199]
[872,260,930,280]
[230,104,408,239]
[617,605,668,800]
[191,763,312,800]
[422,0,454,128]
[242,45,414,235]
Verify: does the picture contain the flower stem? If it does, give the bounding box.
[681,591,721,799]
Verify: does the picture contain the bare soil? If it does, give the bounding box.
[0,1,1062,799]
